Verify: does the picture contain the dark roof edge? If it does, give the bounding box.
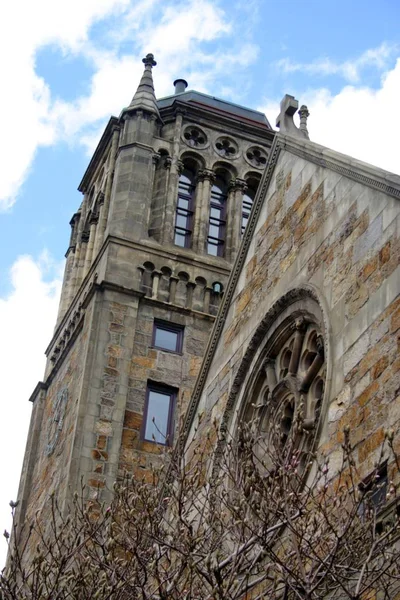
[158,90,272,129]
[78,117,120,193]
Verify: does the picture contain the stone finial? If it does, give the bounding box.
[276,94,310,140]
[126,52,161,119]
[299,105,310,139]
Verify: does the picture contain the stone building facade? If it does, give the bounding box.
[16,55,275,533]
[15,54,400,559]
[183,128,400,509]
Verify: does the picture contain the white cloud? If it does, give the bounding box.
[50,0,243,149]
[260,57,400,175]
[0,0,254,209]
[276,42,397,83]
[0,0,130,210]
[0,253,62,568]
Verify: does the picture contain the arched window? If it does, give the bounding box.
[242,176,259,235]
[207,174,228,256]
[174,167,195,248]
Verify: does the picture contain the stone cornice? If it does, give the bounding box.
[106,235,232,277]
[160,100,275,143]
[278,134,400,200]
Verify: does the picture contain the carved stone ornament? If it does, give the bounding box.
[215,137,238,158]
[245,146,268,168]
[227,290,328,476]
[46,387,68,456]
[182,125,208,148]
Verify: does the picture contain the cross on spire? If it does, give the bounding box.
[142,53,157,68]
[126,52,161,120]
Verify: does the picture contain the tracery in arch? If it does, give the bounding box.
[237,296,327,473]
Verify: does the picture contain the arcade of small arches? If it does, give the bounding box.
[139,261,224,316]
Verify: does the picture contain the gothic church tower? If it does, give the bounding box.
[16,55,274,532]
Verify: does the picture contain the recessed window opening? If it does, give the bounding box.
[242,177,259,235]
[152,320,184,353]
[212,282,223,294]
[142,383,176,445]
[207,174,227,256]
[359,462,388,514]
[175,166,195,248]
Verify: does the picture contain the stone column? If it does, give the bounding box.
[76,231,89,289]
[83,214,98,278]
[264,358,277,390]
[69,206,85,302]
[98,127,120,242]
[93,193,105,259]
[169,276,179,304]
[57,248,76,324]
[161,110,184,245]
[226,178,247,262]
[289,317,306,375]
[186,281,195,309]
[203,286,212,313]
[151,270,161,299]
[193,169,215,254]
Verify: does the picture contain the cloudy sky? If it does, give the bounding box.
[0,0,399,566]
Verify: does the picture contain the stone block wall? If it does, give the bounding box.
[189,142,400,484]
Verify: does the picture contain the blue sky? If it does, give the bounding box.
[0,0,399,565]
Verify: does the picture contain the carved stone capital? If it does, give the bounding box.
[81,231,90,243]
[164,156,172,170]
[175,107,187,117]
[152,153,160,165]
[177,159,185,175]
[197,169,216,183]
[89,212,99,225]
[294,316,307,331]
[229,178,247,193]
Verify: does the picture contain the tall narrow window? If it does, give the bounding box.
[242,177,259,235]
[142,383,176,445]
[174,168,195,248]
[242,186,255,235]
[207,175,227,256]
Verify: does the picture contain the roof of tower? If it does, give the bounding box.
[126,53,161,119]
[157,90,272,129]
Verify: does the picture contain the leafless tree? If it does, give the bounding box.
[1,423,399,600]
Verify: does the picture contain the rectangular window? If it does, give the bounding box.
[142,383,176,445]
[152,320,184,353]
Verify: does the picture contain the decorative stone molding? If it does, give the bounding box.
[278,135,400,201]
[237,300,326,471]
[209,286,331,480]
[215,137,239,159]
[163,156,172,170]
[228,178,248,193]
[197,168,216,184]
[182,125,208,149]
[245,146,268,169]
[48,274,98,367]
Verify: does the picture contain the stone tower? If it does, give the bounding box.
[16,54,275,531]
